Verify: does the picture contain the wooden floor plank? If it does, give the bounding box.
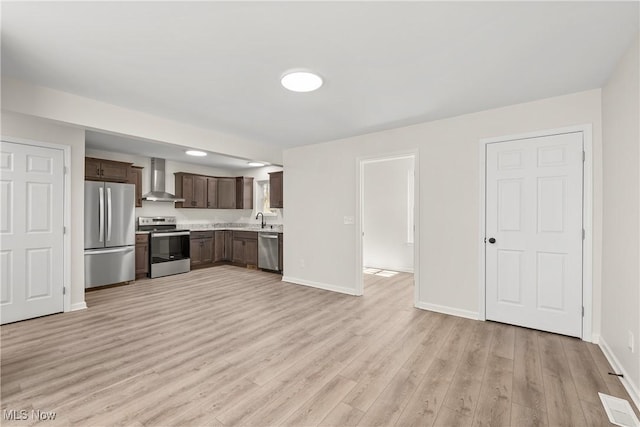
[512,327,546,417]
[471,354,513,427]
[433,406,473,427]
[585,341,640,419]
[1,267,632,426]
[581,398,616,427]
[442,321,494,417]
[395,318,473,427]
[538,332,587,427]
[355,367,420,427]
[561,335,611,405]
[511,402,549,427]
[318,402,364,427]
[281,375,356,427]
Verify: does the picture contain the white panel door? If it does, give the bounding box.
[485,132,583,337]
[0,141,65,324]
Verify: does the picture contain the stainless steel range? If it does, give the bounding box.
[138,217,190,278]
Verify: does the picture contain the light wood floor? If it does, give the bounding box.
[1,266,637,426]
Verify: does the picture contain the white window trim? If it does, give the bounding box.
[254,179,277,217]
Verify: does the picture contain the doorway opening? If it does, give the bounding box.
[357,153,418,307]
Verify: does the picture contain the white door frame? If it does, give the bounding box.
[356,150,419,307]
[1,136,72,314]
[477,125,593,341]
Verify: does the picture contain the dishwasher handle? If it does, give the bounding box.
[260,234,279,239]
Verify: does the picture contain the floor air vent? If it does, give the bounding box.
[599,392,640,427]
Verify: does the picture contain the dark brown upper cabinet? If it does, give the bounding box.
[217,177,236,209]
[175,173,207,208]
[236,177,254,210]
[269,171,283,208]
[128,165,144,207]
[207,177,218,209]
[85,157,131,182]
[174,173,253,210]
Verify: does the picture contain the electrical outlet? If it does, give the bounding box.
[628,331,634,352]
[344,216,354,225]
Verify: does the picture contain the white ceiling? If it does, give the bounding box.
[2,2,638,150]
[85,130,264,170]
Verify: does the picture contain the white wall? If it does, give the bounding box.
[284,89,603,331]
[1,111,86,310]
[2,77,281,165]
[363,157,414,273]
[86,148,283,227]
[601,34,640,404]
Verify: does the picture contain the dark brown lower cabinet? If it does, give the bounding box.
[135,234,149,279]
[190,231,213,268]
[232,231,258,267]
[214,230,233,262]
[187,229,279,272]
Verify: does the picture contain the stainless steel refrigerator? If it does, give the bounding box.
[84,181,135,288]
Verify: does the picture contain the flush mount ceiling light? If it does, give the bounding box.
[281,71,323,92]
[248,161,265,167]
[185,150,207,157]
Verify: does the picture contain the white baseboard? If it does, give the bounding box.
[364,265,414,274]
[70,302,87,311]
[599,336,640,411]
[282,276,359,296]
[415,301,478,320]
[591,333,600,344]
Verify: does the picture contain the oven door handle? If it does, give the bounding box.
[152,231,191,237]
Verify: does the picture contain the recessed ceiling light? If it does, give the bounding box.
[248,161,264,167]
[185,150,207,157]
[281,71,323,92]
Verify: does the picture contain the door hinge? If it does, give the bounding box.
[63,166,68,174]
[582,306,585,317]
[582,229,585,240]
[63,287,66,295]
[583,151,586,162]
[63,226,66,234]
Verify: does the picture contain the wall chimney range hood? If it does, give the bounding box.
[142,158,185,202]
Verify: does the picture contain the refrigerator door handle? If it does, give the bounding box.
[98,186,104,242]
[85,246,135,255]
[107,187,112,242]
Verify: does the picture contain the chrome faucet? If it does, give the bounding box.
[256,212,266,229]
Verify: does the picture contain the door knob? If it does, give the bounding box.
[488,237,496,244]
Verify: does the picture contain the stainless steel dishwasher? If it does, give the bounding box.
[258,232,279,271]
